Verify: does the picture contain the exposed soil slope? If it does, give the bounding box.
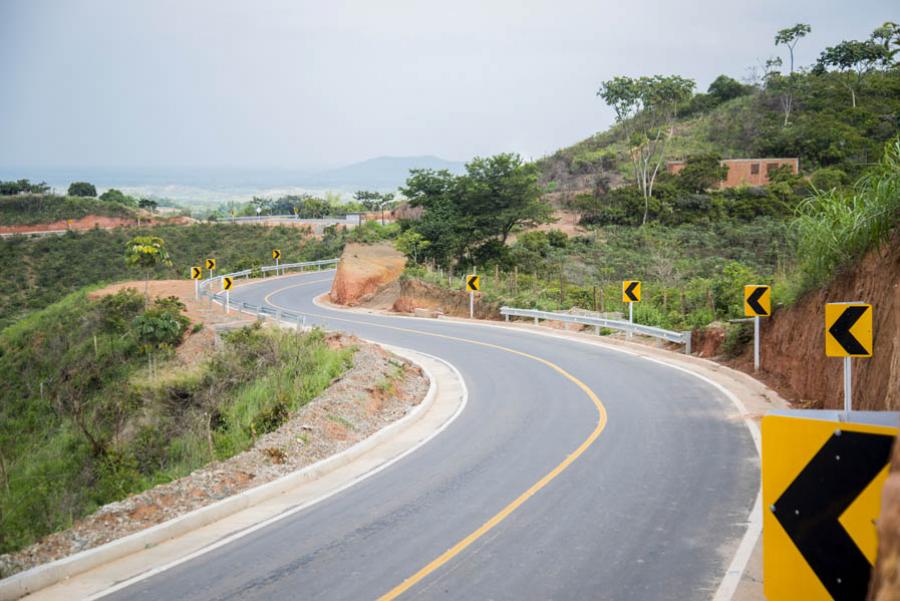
[0,214,194,235]
[733,232,899,410]
[330,242,406,305]
[391,278,500,319]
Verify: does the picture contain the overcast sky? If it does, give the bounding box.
[1,0,895,170]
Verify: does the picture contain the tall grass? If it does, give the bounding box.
[792,136,900,295]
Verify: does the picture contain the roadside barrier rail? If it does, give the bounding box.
[198,258,339,297]
[499,306,692,354]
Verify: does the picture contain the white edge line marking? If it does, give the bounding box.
[252,272,763,600]
[87,349,468,600]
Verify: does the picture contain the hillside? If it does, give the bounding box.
[0,285,355,559]
[0,194,140,227]
[538,70,900,198]
[0,222,351,330]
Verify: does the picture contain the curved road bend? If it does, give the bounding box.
[110,270,757,601]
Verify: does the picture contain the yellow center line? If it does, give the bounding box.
[261,279,608,600]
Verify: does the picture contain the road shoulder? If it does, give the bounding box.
[0,344,467,601]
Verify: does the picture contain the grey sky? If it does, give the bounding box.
[1,0,895,169]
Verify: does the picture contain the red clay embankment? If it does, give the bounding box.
[0,214,194,235]
[734,232,899,410]
[329,243,407,306]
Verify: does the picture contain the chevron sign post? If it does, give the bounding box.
[763,411,896,600]
[825,302,873,413]
[744,285,771,371]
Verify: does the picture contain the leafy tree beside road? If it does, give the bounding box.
[402,153,551,267]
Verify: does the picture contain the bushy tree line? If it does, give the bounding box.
[398,153,552,268]
[0,179,50,195]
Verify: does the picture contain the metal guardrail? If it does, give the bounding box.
[198,259,339,329]
[198,258,339,297]
[500,306,692,354]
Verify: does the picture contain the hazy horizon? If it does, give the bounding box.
[2,0,896,172]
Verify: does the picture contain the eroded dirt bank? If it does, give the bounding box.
[329,242,406,305]
[735,233,899,410]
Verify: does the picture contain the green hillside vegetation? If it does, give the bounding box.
[542,66,900,193]
[0,222,370,330]
[0,290,352,558]
[0,194,139,226]
[403,136,899,337]
[391,20,898,339]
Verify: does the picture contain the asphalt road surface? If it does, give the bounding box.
[108,270,757,601]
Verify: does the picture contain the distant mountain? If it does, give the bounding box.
[307,156,465,190]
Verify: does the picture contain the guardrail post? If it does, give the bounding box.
[684,333,692,355]
[595,325,600,336]
[534,316,539,325]
[504,313,509,322]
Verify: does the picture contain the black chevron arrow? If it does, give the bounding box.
[771,430,893,600]
[624,281,639,302]
[746,287,769,315]
[829,305,869,355]
[467,276,478,290]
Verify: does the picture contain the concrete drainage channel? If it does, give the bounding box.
[0,332,468,601]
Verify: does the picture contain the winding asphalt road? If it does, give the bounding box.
[109,269,758,601]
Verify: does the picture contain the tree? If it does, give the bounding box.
[67,182,97,197]
[124,236,172,301]
[0,179,49,195]
[871,21,900,66]
[402,155,550,266]
[597,75,695,224]
[100,188,137,206]
[456,153,551,245]
[773,23,811,126]
[138,198,158,212]
[353,190,383,211]
[815,39,888,108]
[676,154,729,192]
[707,75,749,103]
[395,230,429,264]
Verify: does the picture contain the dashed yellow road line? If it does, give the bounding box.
[262,280,608,600]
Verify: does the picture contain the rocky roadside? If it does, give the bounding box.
[0,334,428,578]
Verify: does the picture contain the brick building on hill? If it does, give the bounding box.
[666,157,799,188]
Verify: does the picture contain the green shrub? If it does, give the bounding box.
[793,136,900,293]
[810,167,850,190]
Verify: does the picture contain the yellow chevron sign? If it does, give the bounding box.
[763,413,896,600]
[222,277,233,291]
[825,303,873,358]
[622,280,641,303]
[190,266,202,280]
[744,285,771,317]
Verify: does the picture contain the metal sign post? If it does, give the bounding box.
[225,290,230,314]
[754,315,761,371]
[844,357,852,413]
[743,285,771,371]
[628,303,633,339]
[195,279,199,300]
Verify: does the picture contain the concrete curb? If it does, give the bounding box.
[0,342,465,600]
